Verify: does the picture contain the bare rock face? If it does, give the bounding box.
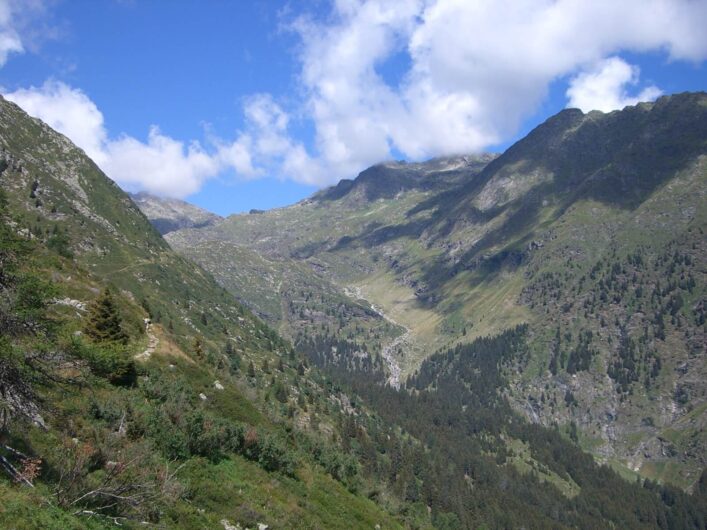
[130,191,222,235]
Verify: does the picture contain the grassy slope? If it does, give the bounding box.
[0,96,410,529]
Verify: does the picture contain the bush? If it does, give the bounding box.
[46,230,73,258]
[307,439,360,489]
[89,344,137,386]
[15,274,56,321]
[144,407,189,460]
[253,433,297,476]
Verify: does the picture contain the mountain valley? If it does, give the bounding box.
[151,93,707,491]
[1,92,706,529]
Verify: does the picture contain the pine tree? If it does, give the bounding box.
[275,383,288,403]
[84,288,128,344]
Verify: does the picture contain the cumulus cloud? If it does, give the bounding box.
[4,81,222,198]
[5,81,108,164]
[102,129,220,197]
[257,0,707,185]
[566,57,663,112]
[3,82,322,196]
[3,0,707,194]
[231,94,328,185]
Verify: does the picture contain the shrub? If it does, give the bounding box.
[254,433,297,476]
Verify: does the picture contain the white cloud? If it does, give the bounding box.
[5,81,108,164]
[232,94,329,185]
[255,0,707,185]
[3,1,707,194]
[4,81,222,198]
[102,128,220,197]
[0,0,26,65]
[0,0,51,66]
[566,57,663,112]
[2,82,324,196]
[215,137,257,178]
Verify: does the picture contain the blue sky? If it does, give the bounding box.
[1,0,705,216]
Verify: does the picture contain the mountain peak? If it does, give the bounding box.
[129,192,221,235]
[313,153,496,203]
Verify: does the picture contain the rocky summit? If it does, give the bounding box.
[129,191,222,235]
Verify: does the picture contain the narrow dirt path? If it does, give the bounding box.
[135,319,159,360]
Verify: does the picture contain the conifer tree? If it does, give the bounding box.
[275,383,288,403]
[84,288,128,344]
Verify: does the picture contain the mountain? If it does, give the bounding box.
[4,92,707,529]
[313,154,496,203]
[162,154,498,379]
[150,93,707,491]
[129,191,221,235]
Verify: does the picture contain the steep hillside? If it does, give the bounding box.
[158,93,707,489]
[0,95,413,529]
[173,240,402,371]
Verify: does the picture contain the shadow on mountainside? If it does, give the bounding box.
[327,93,707,308]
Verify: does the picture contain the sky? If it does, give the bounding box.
[0,0,706,216]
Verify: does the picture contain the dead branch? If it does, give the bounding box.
[0,453,34,487]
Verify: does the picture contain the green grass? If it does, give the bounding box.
[162,456,403,530]
[0,482,111,530]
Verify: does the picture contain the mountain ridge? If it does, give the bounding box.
[145,92,707,491]
[312,153,497,203]
[129,191,222,235]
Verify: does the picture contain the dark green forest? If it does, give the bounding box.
[298,327,707,529]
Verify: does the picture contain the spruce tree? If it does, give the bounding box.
[84,288,128,344]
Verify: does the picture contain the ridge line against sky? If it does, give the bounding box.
[0,0,706,215]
